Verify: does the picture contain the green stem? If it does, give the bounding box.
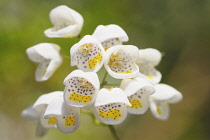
[108,125,120,140]
[100,71,108,87]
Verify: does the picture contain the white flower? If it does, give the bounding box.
[44,5,84,38]
[104,45,139,79]
[70,35,105,72]
[137,48,162,84]
[21,106,48,137]
[21,91,63,136]
[94,88,131,125]
[26,43,62,81]
[92,24,128,50]
[44,94,80,133]
[149,84,183,120]
[63,70,100,108]
[120,77,155,115]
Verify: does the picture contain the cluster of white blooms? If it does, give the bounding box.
[22,5,183,136]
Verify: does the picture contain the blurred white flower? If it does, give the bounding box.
[120,77,155,115]
[149,84,183,120]
[94,88,131,125]
[44,94,80,133]
[92,24,128,50]
[44,5,84,38]
[104,45,139,79]
[63,70,100,108]
[137,48,162,84]
[26,43,62,81]
[21,91,63,136]
[70,35,105,72]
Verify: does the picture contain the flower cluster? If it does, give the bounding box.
[22,5,183,136]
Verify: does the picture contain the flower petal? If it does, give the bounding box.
[21,105,39,121]
[138,48,162,66]
[44,95,80,133]
[104,45,139,79]
[70,35,105,72]
[95,103,128,125]
[151,84,183,103]
[63,70,100,107]
[101,38,122,49]
[44,5,84,38]
[36,121,48,137]
[33,91,63,113]
[39,113,57,128]
[150,98,170,120]
[138,65,162,84]
[92,24,128,43]
[120,78,155,114]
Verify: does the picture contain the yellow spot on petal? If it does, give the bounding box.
[146,75,154,80]
[88,52,102,69]
[104,46,110,51]
[65,116,76,127]
[48,117,56,124]
[157,107,162,115]
[105,87,113,91]
[69,92,92,104]
[98,109,122,120]
[63,34,72,38]
[118,70,132,74]
[128,99,142,108]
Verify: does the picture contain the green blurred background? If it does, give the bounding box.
[0,0,210,140]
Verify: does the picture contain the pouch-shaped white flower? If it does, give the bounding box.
[120,78,155,115]
[104,45,139,79]
[137,48,162,84]
[149,84,183,120]
[44,5,84,38]
[26,43,62,81]
[70,35,105,72]
[63,70,100,108]
[94,88,131,125]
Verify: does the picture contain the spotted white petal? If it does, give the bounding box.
[151,84,183,103]
[26,43,62,81]
[63,70,100,108]
[120,78,155,114]
[36,121,48,137]
[44,5,84,38]
[21,105,39,121]
[44,95,80,133]
[150,98,170,120]
[33,91,63,113]
[70,35,105,72]
[138,48,162,66]
[92,24,128,43]
[94,88,131,125]
[104,45,139,79]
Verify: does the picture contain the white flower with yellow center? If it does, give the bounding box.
[120,78,155,115]
[44,94,80,133]
[63,70,100,108]
[70,35,105,72]
[92,24,128,50]
[104,45,139,79]
[94,88,131,125]
[26,43,62,81]
[44,5,84,38]
[137,48,162,84]
[21,91,63,136]
[149,84,183,120]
